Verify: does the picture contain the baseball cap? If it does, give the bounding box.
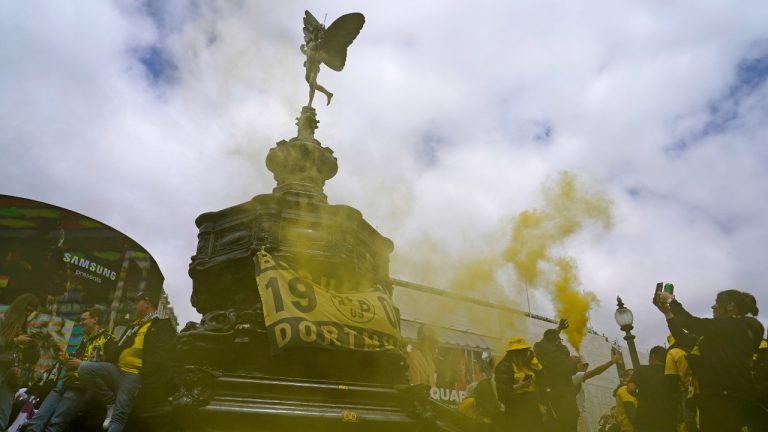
[129,290,159,307]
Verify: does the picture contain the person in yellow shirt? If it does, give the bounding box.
[459,360,502,425]
[665,334,697,432]
[407,325,438,387]
[26,308,117,432]
[494,337,543,432]
[614,369,636,432]
[79,291,176,432]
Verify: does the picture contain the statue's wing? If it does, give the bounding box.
[320,12,365,72]
[303,10,322,44]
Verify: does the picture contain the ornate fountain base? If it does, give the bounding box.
[169,367,480,432]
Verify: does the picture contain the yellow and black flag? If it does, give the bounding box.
[254,250,401,353]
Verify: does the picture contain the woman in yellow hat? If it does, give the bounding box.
[494,336,544,431]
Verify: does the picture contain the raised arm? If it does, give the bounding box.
[584,352,620,381]
[668,299,716,337]
[656,292,715,338]
[666,316,698,351]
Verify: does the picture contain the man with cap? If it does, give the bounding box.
[534,319,579,432]
[79,290,176,432]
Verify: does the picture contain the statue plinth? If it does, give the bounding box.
[265,107,337,204]
[180,102,401,386]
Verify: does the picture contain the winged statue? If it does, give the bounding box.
[301,11,365,107]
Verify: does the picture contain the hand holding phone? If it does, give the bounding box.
[657,291,675,304]
[516,374,534,390]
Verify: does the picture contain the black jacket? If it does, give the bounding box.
[670,299,763,401]
[494,357,516,404]
[629,364,677,431]
[117,317,177,393]
[666,316,698,352]
[63,329,119,388]
[533,338,576,394]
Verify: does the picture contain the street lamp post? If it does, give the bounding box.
[614,296,641,369]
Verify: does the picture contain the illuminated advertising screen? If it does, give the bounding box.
[0,195,165,365]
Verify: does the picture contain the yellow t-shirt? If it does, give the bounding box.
[457,396,476,416]
[118,321,152,374]
[665,347,691,390]
[407,348,436,386]
[615,385,636,432]
[63,330,114,382]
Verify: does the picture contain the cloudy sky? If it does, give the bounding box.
[2,1,767,352]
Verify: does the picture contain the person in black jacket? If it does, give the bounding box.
[627,346,677,432]
[534,319,578,432]
[754,337,768,430]
[656,289,763,432]
[79,291,176,432]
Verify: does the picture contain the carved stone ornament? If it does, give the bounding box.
[170,366,222,411]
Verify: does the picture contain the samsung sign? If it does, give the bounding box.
[63,252,117,282]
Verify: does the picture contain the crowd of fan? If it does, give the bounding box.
[1,286,766,432]
[0,291,175,432]
[409,288,768,432]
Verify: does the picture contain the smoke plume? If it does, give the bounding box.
[503,171,612,351]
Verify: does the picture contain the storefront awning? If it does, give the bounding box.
[400,319,491,351]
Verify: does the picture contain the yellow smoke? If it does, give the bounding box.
[552,258,599,351]
[503,171,612,352]
[391,172,611,352]
[446,255,503,300]
[392,235,521,334]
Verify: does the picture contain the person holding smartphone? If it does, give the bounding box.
[26,308,117,432]
[655,288,763,432]
[494,336,543,432]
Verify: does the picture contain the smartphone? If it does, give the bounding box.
[523,374,533,383]
[653,282,663,303]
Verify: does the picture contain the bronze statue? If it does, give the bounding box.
[301,11,365,107]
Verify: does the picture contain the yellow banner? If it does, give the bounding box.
[254,250,401,353]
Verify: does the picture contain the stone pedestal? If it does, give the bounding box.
[178,106,401,384]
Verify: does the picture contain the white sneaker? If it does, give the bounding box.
[102,404,114,430]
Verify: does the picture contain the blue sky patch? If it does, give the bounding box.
[667,53,768,154]
[532,120,553,144]
[415,131,445,167]
[137,45,178,86]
